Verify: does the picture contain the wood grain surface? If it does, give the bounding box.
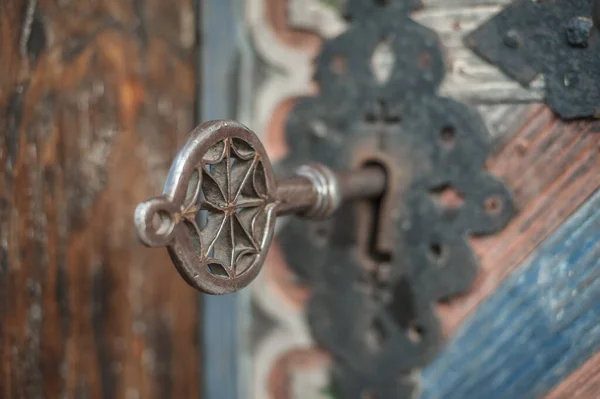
[428,105,600,398]
[0,1,201,398]
[546,351,600,399]
[422,189,600,399]
[439,105,600,336]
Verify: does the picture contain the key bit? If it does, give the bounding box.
[134,120,386,295]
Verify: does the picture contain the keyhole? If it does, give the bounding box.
[364,162,392,266]
[356,161,393,299]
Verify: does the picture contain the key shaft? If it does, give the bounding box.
[134,120,388,295]
[276,165,386,216]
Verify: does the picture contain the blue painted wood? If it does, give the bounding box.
[420,189,600,399]
[201,1,243,398]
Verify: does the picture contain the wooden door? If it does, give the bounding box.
[0,1,202,398]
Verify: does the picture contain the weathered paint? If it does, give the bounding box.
[211,1,600,397]
[202,0,246,398]
[421,188,600,399]
[440,108,600,336]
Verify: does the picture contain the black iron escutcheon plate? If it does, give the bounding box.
[278,0,514,397]
[465,0,600,119]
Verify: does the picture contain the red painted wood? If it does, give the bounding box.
[439,106,600,336]
[545,352,600,399]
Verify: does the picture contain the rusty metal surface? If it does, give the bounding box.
[337,166,388,201]
[465,0,600,119]
[278,0,514,397]
[135,120,278,295]
[276,166,386,216]
[275,176,317,216]
[134,121,388,295]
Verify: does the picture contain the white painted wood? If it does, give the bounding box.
[291,367,330,399]
[288,0,347,39]
[252,328,316,399]
[412,5,545,103]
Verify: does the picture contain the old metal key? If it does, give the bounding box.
[134,120,386,295]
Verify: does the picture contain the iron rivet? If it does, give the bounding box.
[503,29,521,49]
[565,16,593,48]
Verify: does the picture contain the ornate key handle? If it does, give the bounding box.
[134,120,385,294]
[135,121,277,294]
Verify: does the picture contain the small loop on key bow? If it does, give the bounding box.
[135,196,178,248]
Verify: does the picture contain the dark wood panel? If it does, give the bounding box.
[0,1,201,398]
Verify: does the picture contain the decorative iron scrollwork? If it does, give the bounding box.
[465,0,600,119]
[278,0,514,397]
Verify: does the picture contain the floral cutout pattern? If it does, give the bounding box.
[135,120,277,295]
[182,137,272,279]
